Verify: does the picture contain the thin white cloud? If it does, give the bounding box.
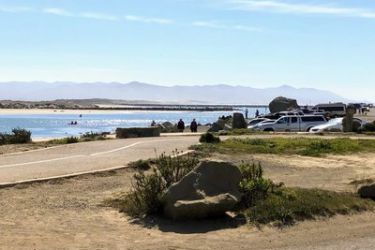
[43,8,73,17]
[192,21,262,32]
[0,6,33,13]
[80,12,119,21]
[228,0,375,19]
[192,21,226,29]
[125,15,173,24]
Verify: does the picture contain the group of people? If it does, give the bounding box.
[177,118,198,133]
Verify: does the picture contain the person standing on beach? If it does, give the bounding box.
[177,119,185,132]
[255,109,259,117]
[190,119,198,133]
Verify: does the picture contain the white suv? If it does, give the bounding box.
[253,115,327,132]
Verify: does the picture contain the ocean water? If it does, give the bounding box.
[0,108,268,139]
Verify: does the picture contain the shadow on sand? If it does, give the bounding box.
[129,213,247,234]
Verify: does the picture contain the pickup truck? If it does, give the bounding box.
[253,115,327,132]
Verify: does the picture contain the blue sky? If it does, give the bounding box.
[0,0,374,101]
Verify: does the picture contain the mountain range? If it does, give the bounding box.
[0,81,350,105]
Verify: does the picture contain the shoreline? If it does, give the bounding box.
[0,109,230,115]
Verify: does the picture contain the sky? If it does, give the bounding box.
[0,0,374,101]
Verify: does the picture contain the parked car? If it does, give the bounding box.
[253,115,327,132]
[309,117,367,133]
[247,118,272,128]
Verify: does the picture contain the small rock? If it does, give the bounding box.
[357,183,375,199]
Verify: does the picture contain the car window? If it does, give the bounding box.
[291,117,298,123]
[277,117,287,124]
[301,116,325,122]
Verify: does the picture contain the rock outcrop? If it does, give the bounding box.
[269,96,299,113]
[232,113,247,129]
[162,160,242,220]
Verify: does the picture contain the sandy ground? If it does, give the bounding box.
[2,151,375,249]
[214,152,375,192]
[0,143,53,155]
[356,108,375,122]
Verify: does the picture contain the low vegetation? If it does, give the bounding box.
[106,151,199,217]
[47,132,109,145]
[237,162,374,225]
[48,136,80,144]
[128,159,151,171]
[192,137,375,157]
[199,132,221,143]
[106,152,375,226]
[0,128,32,145]
[245,187,374,226]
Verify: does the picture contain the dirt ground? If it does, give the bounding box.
[0,143,53,155]
[2,152,375,250]
[214,152,375,192]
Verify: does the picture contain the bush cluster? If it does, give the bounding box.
[49,136,79,144]
[0,128,32,145]
[199,132,221,143]
[238,162,278,208]
[80,131,107,141]
[113,151,199,217]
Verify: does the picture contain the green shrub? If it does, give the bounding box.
[0,128,32,145]
[117,169,166,217]
[9,128,32,144]
[238,162,277,208]
[199,132,221,143]
[80,131,107,141]
[109,151,200,217]
[49,136,79,144]
[128,159,151,171]
[155,151,199,187]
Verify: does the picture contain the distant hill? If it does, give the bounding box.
[0,81,351,105]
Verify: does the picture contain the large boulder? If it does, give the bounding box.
[269,96,299,113]
[357,183,375,199]
[232,113,247,129]
[162,160,242,220]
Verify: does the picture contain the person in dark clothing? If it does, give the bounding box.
[190,119,198,133]
[177,119,185,132]
[151,120,156,127]
[255,109,260,117]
